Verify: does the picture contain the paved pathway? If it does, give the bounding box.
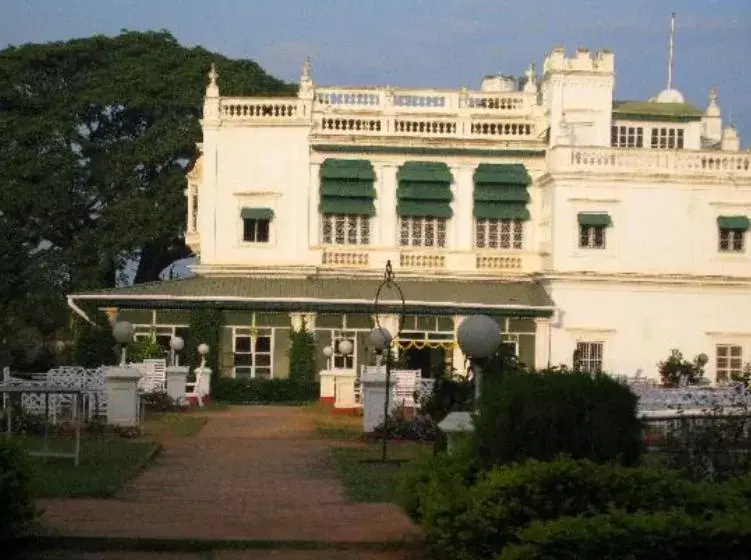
[37,406,422,549]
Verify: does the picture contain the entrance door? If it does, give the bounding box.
[401,345,447,378]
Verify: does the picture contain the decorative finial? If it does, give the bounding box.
[298,57,314,99]
[302,57,312,81]
[206,63,219,97]
[709,87,718,105]
[209,63,218,85]
[524,63,537,93]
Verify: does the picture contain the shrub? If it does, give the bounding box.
[213,377,318,404]
[141,391,182,412]
[128,332,168,363]
[497,509,751,560]
[658,348,708,387]
[187,308,222,391]
[71,313,117,367]
[288,322,316,381]
[472,369,643,470]
[420,373,474,424]
[424,456,729,560]
[372,406,438,442]
[0,439,38,539]
[731,362,751,388]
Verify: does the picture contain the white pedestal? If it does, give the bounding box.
[166,366,188,403]
[361,369,397,432]
[438,411,474,453]
[319,370,336,405]
[105,366,143,427]
[334,371,357,409]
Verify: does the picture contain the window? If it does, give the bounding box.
[400,217,447,247]
[611,126,644,148]
[475,219,523,249]
[716,344,742,383]
[332,330,356,369]
[575,342,603,373]
[650,127,685,149]
[579,225,606,249]
[719,229,745,253]
[321,214,370,245]
[233,328,273,379]
[243,218,270,243]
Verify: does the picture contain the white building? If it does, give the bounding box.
[69,45,751,383]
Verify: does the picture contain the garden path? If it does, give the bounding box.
[35,406,422,556]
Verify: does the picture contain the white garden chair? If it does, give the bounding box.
[185,366,209,407]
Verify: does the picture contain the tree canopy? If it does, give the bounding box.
[0,30,296,368]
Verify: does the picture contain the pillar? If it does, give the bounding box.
[105,366,142,427]
[102,307,119,327]
[378,165,398,247]
[534,317,552,370]
[452,315,468,376]
[166,366,189,403]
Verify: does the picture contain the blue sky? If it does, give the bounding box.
[2,0,749,143]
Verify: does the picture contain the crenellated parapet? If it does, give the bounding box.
[543,47,615,75]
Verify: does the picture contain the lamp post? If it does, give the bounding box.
[113,321,135,366]
[457,315,501,412]
[170,336,185,367]
[370,260,405,462]
[338,339,354,366]
[198,343,209,369]
[322,345,333,370]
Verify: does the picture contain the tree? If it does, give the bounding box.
[288,321,317,381]
[657,349,708,387]
[0,31,295,368]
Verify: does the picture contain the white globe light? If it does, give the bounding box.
[457,315,501,360]
[338,339,354,356]
[198,343,210,356]
[369,327,392,351]
[170,336,185,352]
[322,345,333,358]
[112,321,135,344]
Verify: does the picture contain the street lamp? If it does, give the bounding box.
[322,345,333,370]
[457,315,501,411]
[198,343,210,369]
[113,321,135,366]
[371,260,405,462]
[170,336,185,367]
[338,339,354,365]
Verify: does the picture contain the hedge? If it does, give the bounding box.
[0,439,38,540]
[473,369,643,470]
[498,509,751,560]
[213,377,319,404]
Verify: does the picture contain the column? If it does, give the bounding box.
[289,312,316,332]
[534,317,552,370]
[102,308,120,327]
[452,166,474,252]
[378,164,398,248]
[452,315,468,376]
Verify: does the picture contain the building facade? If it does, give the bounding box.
[68,46,751,382]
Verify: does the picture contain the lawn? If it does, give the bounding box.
[328,443,432,503]
[142,412,207,439]
[17,436,159,499]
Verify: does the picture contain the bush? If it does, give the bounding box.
[658,348,708,387]
[141,391,182,412]
[288,322,316,381]
[187,308,222,391]
[372,406,439,442]
[0,439,38,539]
[472,369,643,470]
[420,373,474,424]
[422,456,730,560]
[213,377,318,403]
[497,509,751,560]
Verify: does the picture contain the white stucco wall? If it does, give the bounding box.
[548,280,751,380]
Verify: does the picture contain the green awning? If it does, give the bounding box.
[397,200,453,218]
[474,202,530,221]
[397,161,452,183]
[396,183,453,201]
[319,198,376,216]
[320,180,375,198]
[577,212,612,227]
[474,185,530,203]
[717,216,751,230]
[320,159,375,180]
[473,163,531,186]
[241,208,275,220]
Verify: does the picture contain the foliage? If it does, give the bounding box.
[0,31,294,368]
[186,307,222,390]
[0,439,38,539]
[329,444,432,503]
[372,406,439,442]
[140,391,182,413]
[659,405,751,482]
[731,362,751,387]
[213,377,319,404]
[420,372,474,424]
[415,455,734,560]
[497,509,751,560]
[658,348,708,387]
[128,330,168,363]
[71,312,118,367]
[472,369,643,470]
[288,320,316,381]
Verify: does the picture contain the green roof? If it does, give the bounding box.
[612,100,703,122]
[69,275,555,317]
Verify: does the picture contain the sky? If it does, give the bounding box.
[2,0,750,145]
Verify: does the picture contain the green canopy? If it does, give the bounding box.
[319,158,376,216]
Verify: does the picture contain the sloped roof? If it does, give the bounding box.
[69,275,555,317]
[613,100,703,121]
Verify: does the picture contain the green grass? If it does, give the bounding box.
[142,412,207,438]
[16,436,159,498]
[328,443,432,503]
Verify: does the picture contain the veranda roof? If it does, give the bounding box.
[68,275,555,317]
